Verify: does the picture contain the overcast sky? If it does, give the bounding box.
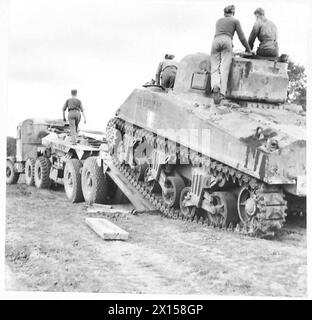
[5,0,310,136]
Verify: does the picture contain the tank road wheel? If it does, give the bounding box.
[162,175,185,207]
[6,159,19,184]
[64,159,84,203]
[34,156,51,189]
[25,158,35,186]
[208,192,239,228]
[237,187,257,224]
[81,156,107,204]
[179,187,192,219]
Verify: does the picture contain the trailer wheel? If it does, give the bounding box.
[6,159,19,184]
[34,156,51,189]
[64,159,84,203]
[81,157,107,204]
[25,158,35,186]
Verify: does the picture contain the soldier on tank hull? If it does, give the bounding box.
[155,54,179,89]
[210,5,252,104]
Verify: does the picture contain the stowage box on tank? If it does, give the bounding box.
[227,57,289,103]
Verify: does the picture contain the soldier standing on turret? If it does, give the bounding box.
[210,5,251,104]
[155,54,179,89]
[63,89,87,144]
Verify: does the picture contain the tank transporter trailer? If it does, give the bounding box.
[6,118,108,203]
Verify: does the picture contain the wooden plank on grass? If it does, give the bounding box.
[87,207,131,215]
[85,217,129,240]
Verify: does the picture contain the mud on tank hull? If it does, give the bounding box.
[106,53,306,236]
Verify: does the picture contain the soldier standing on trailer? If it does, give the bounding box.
[63,89,87,144]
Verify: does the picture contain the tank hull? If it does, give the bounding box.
[116,87,305,196]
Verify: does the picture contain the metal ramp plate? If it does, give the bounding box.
[104,160,156,212]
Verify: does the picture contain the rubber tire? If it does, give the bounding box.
[6,159,19,184]
[34,156,51,189]
[25,158,35,186]
[64,159,84,203]
[81,157,107,204]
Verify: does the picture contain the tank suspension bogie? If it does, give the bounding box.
[143,166,161,193]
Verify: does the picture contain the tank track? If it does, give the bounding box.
[106,117,288,237]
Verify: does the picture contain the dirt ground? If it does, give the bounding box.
[5,181,307,297]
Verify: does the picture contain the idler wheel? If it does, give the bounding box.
[162,175,185,207]
[237,187,258,223]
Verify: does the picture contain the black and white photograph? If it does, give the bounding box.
[1,0,310,301]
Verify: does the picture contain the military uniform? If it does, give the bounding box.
[63,97,84,143]
[211,14,251,97]
[155,58,178,89]
[248,17,279,57]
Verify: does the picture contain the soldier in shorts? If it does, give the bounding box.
[62,89,86,144]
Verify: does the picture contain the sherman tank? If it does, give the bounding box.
[105,52,306,236]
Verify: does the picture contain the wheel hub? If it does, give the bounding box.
[6,167,11,177]
[67,172,73,188]
[86,172,93,187]
[245,198,257,216]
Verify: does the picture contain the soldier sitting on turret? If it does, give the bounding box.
[248,8,279,58]
[155,54,179,89]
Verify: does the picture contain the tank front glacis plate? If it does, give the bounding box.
[116,87,305,189]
